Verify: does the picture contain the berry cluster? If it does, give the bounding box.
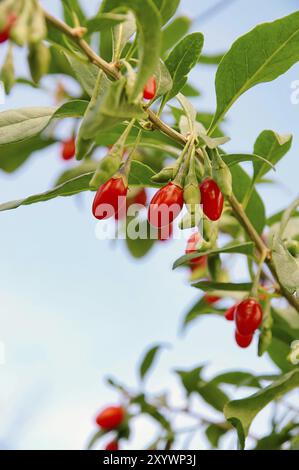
[225,298,263,348]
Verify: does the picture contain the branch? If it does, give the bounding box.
[43,8,299,313]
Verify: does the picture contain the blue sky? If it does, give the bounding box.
[0,0,298,450]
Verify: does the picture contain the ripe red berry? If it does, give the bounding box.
[96,406,125,430]
[235,330,253,348]
[235,298,263,335]
[158,223,173,242]
[143,76,156,100]
[61,137,76,160]
[185,232,206,266]
[92,177,128,220]
[204,295,220,305]
[0,13,17,43]
[148,182,184,228]
[105,440,119,451]
[225,305,237,321]
[200,178,224,221]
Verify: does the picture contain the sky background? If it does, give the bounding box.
[0,0,298,450]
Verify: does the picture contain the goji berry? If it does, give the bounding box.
[96,406,125,430]
[148,182,184,228]
[92,177,127,220]
[200,178,224,221]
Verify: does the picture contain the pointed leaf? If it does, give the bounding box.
[224,369,299,449]
[210,12,299,132]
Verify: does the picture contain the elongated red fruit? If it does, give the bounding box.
[148,182,184,228]
[225,305,237,321]
[0,13,17,43]
[105,440,119,451]
[96,406,125,430]
[235,298,263,335]
[235,330,253,348]
[61,137,76,160]
[92,177,127,220]
[185,231,207,266]
[143,76,156,100]
[200,178,224,221]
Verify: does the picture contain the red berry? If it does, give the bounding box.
[96,406,125,430]
[235,330,253,348]
[200,178,224,221]
[0,13,17,43]
[204,295,220,305]
[158,223,173,242]
[148,182,184,228]
[235,298,263,335]
[105,440,119,451]
[185,231,206,266]
[92,177,128,220]
[143,76,156,100]
[225,305,237,321]
[61,137,76,160]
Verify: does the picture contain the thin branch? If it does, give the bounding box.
[43,8,299,313]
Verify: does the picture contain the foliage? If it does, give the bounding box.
[0,0,298,451]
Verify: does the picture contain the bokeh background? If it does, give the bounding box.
[0,0,298,450]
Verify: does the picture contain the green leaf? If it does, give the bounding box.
[62,0,86,26]
[154,60,173,98]
[128,160,161,187]
[164,33,204,101]
[153,0,180,25]
[132,394,172,432]
[0,161,159,213]
[253,130,292,182]
[192,281,253,293]
[181,82,200,97]
[86,13,126,34]
[205,424,229,448]
[87,429,106,450]
[210,12,299,132]
[112,11,136,61]
[54,161,98,186]
[126,229,156,259]
[101,0,162,100]
[176,367,229,412]
[211,371,261,389]
[76,70,110,159]
[182,297,225,331]
[139,343,167,381]
[0,135,55,173]
[231,165,266,234]
[79,76,146,145]
[222,153,276,170]
[173,241,254,269]
[271,237,299,297]
[224,369,299,449]
[161,16,191,54]
[0,100,87,146]
[63,49,99,96]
